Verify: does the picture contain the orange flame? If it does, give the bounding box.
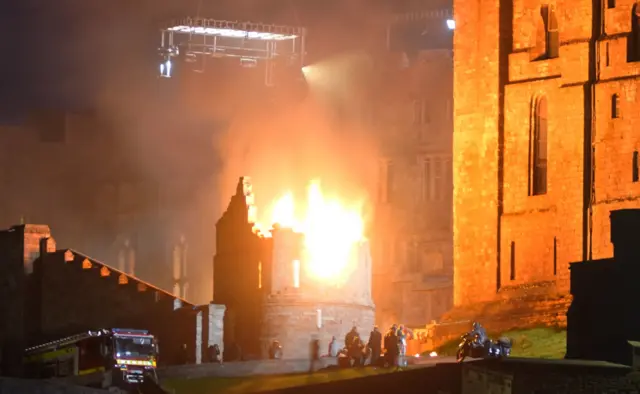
[253,180,365,281]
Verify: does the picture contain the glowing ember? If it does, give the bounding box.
[253,180,365,281]
[429,351,438,357]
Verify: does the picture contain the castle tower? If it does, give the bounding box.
[214,177,376,360]
[452,0,506,305]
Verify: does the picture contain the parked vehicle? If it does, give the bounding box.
[24,328,159,390]
[456,333,512,362]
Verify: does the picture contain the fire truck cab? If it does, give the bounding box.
[24,328,159,389]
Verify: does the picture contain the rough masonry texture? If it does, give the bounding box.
[451,0,640,322]
[0,224,224,376]
[372,7,454,331]
[214,178,375,360]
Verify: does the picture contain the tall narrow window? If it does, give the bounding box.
[413,99,427,125]
[553,237,558,276]
[531,97,548,196]
[510,242,516,281]
[422,158,432,201]
[293,260,300,288]
[258,261,263,289]
[607,0,615,9]
[633,151,639,183]
[605,42,610,67]
[611,94,620,118]
[435,158,444,201]
[544,5,559,58]
[629,4,640,62]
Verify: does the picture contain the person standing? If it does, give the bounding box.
[309,337,320,373]
[368,326,382,366]
[384,325,399,369]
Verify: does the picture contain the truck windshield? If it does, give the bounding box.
[114,336,155,358]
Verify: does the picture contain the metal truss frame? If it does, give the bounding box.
[158,18,307,87]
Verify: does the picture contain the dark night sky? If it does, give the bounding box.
[0,0,450,121]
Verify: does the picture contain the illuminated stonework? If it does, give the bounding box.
[213,177,375,359]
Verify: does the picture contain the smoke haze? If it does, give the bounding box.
[3,0,405,303]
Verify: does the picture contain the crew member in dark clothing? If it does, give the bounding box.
[383,326,399,369]
[368,326,382,366]
[345,326,359,349]
[309,338,320,373]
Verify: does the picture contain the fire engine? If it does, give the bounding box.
[24,328,159,389]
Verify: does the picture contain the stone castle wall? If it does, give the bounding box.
[260,300,375,359]
[453,0,640,310]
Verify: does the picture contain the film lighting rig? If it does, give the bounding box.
[158,17,307,87]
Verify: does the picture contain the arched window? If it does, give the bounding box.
[629,3,640,62]
[530,97,548,196]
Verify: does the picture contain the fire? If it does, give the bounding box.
[253,180,365,280]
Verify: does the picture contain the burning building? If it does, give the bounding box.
[214,177,375,359]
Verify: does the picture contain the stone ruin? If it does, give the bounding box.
[213,177,375,359]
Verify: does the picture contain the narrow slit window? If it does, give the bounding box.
[510,242,516,281]
[530,97,548,196]
[553,237,558,276]
[629,4,640,62]
[605,42,610,67]
[293,260,300,288]
[435,158,444,201]
[633,151,639,183]
[422,158,432,202]
[611,94,620,119]
[258,261,262,289]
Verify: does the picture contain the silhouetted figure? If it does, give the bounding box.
[368,326,382,366]
[180,344,189,365]
[383,325,399,368]
[469,322,488,349]
[309,338,320,373]
[348,336,366,367]
[268,340,283,359]
[345,326,359,348]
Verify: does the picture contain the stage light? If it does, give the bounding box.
[446,19,456,30]
[167,25,297,41]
